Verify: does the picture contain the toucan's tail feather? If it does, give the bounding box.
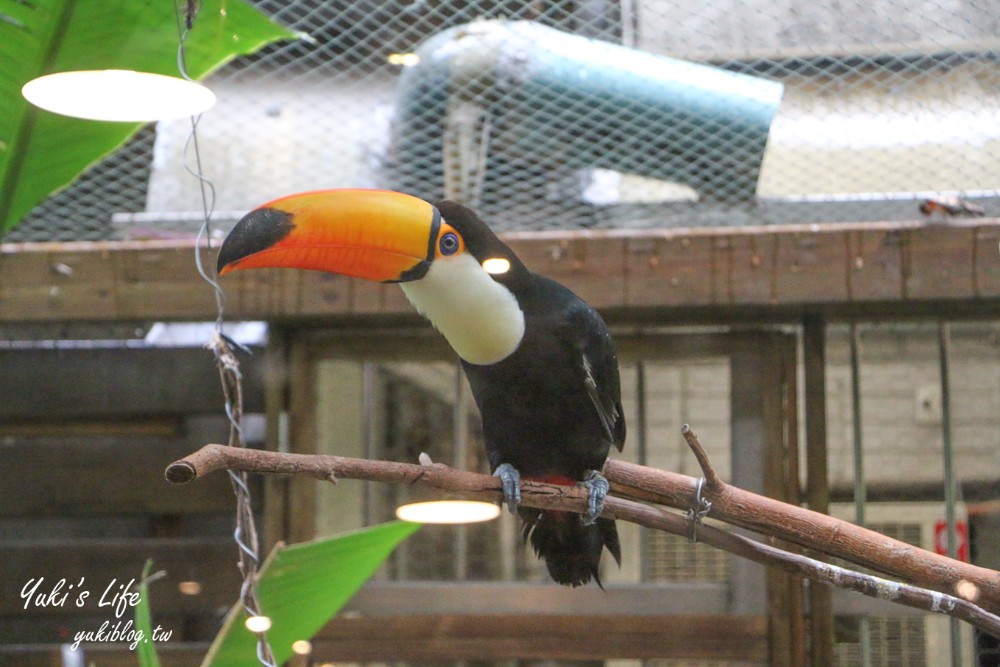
[519,509,620,587]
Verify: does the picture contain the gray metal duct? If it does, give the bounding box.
[390,20,783,207]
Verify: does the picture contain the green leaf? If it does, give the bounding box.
[136,559,161,667]
[201,521,421,667]
[0,0,296,234]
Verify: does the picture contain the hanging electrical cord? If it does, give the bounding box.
[175,5,276,665]
[176,3,224,328]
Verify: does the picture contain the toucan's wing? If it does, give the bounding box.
[564,301,626,452]
[582,353,624,451]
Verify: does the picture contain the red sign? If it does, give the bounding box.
[934,519,969,562]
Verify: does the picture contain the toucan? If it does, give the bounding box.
[217,189,624,587]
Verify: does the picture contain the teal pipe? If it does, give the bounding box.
[391,20,783,202]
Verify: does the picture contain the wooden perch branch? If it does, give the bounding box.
[166,436,1000,638]
[606,426,1000,615]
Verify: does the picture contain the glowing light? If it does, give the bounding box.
[22,70,216,122]
[245,615,272,633]
[482,257,511,274]
[291,640,313,655]
[177,581,202,595]
[387,52,421,67]
[396,500,501,524]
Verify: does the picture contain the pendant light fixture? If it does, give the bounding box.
[22,69,215,122]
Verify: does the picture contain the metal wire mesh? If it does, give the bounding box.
[7,0,999,242]
[833,617,928,667]
[643,530,730,583]
[9,127,156,241]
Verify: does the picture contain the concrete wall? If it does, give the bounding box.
[145,77,397,221]
[824,323,1000,490]
[635,0,1000,59]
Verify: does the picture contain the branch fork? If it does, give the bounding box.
[165,426,1000,638]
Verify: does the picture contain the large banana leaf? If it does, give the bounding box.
[202,520,422,666]
[0,0,296,234]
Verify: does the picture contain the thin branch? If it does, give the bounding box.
[604,493,1000,638]
[681,424,723,490]
[604,431,1000,617]
[167,443,1000,636]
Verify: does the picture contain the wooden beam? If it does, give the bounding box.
[344,581,730,616]
[0,417,181,438]
[1,220,998,323]
[0,348,265,419]
[0,643,209,667]
[730,335,798,666]
[313,614,769,661]
[803,314,835,667]
[1,538,240,617]
[0,436,251,517]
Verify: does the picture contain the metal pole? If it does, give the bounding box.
[636,361,649,581]
[454,362,470,581]
[938,321,963,667]
[361,362,377,525]
[848,322,872,667]
[636,360,648,467]
[849,324,867,525]
[804,315,834,667]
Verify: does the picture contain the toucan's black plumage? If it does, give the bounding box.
[216,190,624,586]
[434,201,625,587]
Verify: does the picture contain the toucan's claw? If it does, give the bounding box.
[494,463,522,514]
[581,470,609,525]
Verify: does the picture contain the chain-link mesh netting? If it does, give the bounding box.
[7,0,1000,241]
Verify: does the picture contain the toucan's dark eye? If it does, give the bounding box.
[439,232,460,255]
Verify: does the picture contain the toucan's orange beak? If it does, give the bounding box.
[216,189,442,283]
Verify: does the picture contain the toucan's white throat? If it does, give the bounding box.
[400,253,525,365]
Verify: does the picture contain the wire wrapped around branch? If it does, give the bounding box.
[167,440,1000,637]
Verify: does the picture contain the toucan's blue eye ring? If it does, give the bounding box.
[439,232,460,255]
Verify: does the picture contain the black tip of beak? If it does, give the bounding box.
[217,207,296,274]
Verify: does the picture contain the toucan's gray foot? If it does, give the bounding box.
[581,470,609,525]
[494,463,522,514]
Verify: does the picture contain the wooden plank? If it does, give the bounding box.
[0,243,221,321]
[344,581,730,616]
[803,315,835,667]
[0,417,181,438]
[772,230,850,304]
[0,347,265,419]
[731,334,801,666]
[262,331,292,552]
[380,279,416,313]
[730,232,780,304]
[845,229,905,301]
[509,235,627,309]
[0,643,209,667]
[973,224,1000,296]
[1,538,240,617]
[904,226,972,299]
[1,220,998,323]
[779,333,807,666]
[313,614,768,661]
[285,338,319,544]
[766,335,805,667]
[223,267,304,318]
[0,436,250,517]
[350,280,389,314]
[625,235,719,307]
[0,610,220,645]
